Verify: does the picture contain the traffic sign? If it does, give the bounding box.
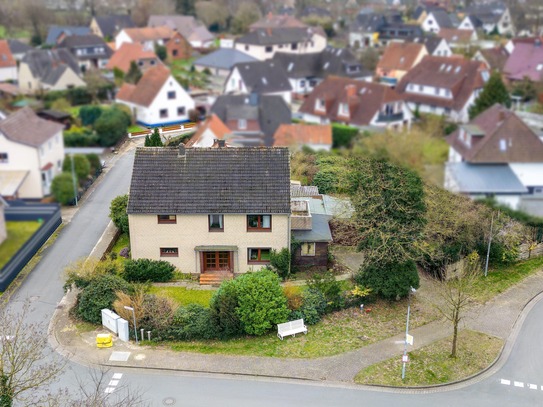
[406,334,414,346]
[402,355,409,363]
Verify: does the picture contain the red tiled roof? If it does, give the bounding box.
[123,26,173,43]
[0,40,16,69]
[106,42,159,73]
[185,114,231,147]
[273,123,332,148]
[41,162,54,171]
[437,28,474,43]
[376,42,425,72]
[116,65,171,107]
[478,46,509,71]
[503,42,543,81]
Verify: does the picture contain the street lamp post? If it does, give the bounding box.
[124,306,138,344]
[401,287,416,381]
[70,154,78,206]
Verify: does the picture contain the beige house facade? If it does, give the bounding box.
[0,197,7,245]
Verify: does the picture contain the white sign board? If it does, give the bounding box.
[101,309,120,334]
[402,355,409,363]
[406,334,414,346]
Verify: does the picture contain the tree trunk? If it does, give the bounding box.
[451,318,458,358]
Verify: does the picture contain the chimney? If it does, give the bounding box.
[178,143,186,156]
[499,110,506,121]
[345,84,357,98]
[216,139,226,148]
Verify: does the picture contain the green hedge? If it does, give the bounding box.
[332,123,359,148]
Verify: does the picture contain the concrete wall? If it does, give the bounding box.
[128,213,290,274]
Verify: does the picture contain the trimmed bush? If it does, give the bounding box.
[296,287,327,325]
[63,126,99,147]
[76,274,132,324]
[355,260,419,300]
[122,259,175,282]
[63,154,91,184]
[209,279,243,338]
[166,304,218,340]
[51,172,77,205]
[79,105,103,126]
[109,194,129,234]
[332,123,359,148]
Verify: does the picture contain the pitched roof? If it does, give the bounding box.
[447,163,527,194]
[21,49,81,85]
[350,13,387,32]
[250,13,307,30]
[292,213,333,242]
[478,46,509,71]
[446,104,543,163]
[106,42,159,73]
[410,36,444,55]
[376,42,425,72]
[429,10,454,29]
[57,34,113,59]
[465,2,507,25]
[116,65,171,107]
[185,114,231,147]
[503,42,543,81]
[299,76,403,126]
[122,26,173,43]
[232,60,292,93]
[148,15,214,43]
[210,94,291,145]
[273,123,332,147]
[127,147,291,214]
[6,39,32,55]
[437,28,474,43]
[396,56,487,110]
[45,25,91,45]
[236,27,324,46]
[0,107,64,147]
[93,14,135,38]
[0,40,16,69]
[194,48,258,70]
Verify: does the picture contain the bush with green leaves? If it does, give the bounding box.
[209,279,243,338]
[235,269,290,336]
[122,258,175,282]
[355,260,419,300]
[269,248,291,280]
[139,294,177,334]
[62,154,91,184]
[76,274,132,324]
[51,172,77,205]
[85,153,102,175]
[165,304,218,340]
[94,106,130,147]
[109,194,129,234]
[332,123,359,148]
[79,105,103,126]
[307,271,344,312]
[294,288,328,325]
[63,126,99,147]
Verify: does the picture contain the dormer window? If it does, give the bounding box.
[315,99,326,112]
[338,103,349,117]
[291,43,298,50]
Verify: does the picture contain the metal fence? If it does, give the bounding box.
[0,201,62,291]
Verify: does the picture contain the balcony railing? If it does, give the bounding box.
[377,112,404,122]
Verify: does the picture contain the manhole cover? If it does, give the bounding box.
[163,397,176,405]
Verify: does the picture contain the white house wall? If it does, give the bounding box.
[18,63,41,94]
[115,30,133,49]
[235,33,326,61]
[0,66,17,82]
[433,40,452,57]
[422,13,440,33]
[224,67,248,94]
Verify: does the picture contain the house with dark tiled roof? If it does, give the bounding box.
[272,47,373,97]
[473,46,509,72]
[410,36,452,57]
[421,9,456,34]
[45,25,91,46]
[127,146,291,282]
[0,107,64,199]
[105,42,161,74]
[6,39,33,62]
[57,34,113,71]
[437,28,477,48]
[185,114,232,148]
[116,65,195,127]
[234,27,327,61]
[396,55,489,123]
[348,11,387,49]
[250,13,308,30]
[464,2,514,36]
[503,41,543,83]
[0,40,17,82]
[193,48,258,77]
[273,123,332,151]
[18,49,85,94]
[210,94,291,147]
[224,60,293,104]
[299,76,412,130]
[90,14,135,40]
[445,104,543,210]
[376,42,427,86]
[148,15,215,48]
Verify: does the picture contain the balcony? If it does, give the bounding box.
[377,112,404,123]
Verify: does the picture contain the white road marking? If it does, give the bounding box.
[109,380,120,386]
[500,379,511,385]
[105,387,115,394]
[529,384,537,390]
[112,373,123,380]
[514,381,524,388]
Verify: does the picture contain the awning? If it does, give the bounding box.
[41,162,54,171]
[0,170,29,197]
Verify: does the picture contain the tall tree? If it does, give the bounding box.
[144,128,164,147]
[125,61,143,84]
[176,0,196,14]
[230,1,262,34]
[469,72,511,119]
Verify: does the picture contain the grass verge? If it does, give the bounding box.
[354,330,503,386]
[148,286,214,307]
[162,297,438,358]
[0,221,41,269]
[470,256,543,303]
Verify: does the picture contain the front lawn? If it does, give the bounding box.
[0,221,41,269]
[354,330,503,386]
[127,125,147,133]
[148,286,214,307]
[162,297,438,358]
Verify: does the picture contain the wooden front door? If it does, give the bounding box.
[202,251,232,272]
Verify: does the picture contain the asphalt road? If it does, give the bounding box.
[6,143,543,406]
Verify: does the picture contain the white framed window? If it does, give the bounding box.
[338,103,349,117]
[315,99,326,112]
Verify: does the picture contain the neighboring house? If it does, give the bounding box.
[299,76,412,130]
[6,39,33,62]
[148,15,214,48]
[377,24,425,47]
[445,104,543,209]
[396,56,489,123]
[185,114,231,148]
[300,6,331,19]
[273,123,332,151]
[166,31,192,61]
[0,107,64,199]
[193,48,258,77]
[348,11,387,48]
[90,14,135,40]
[127,146,291,281]
[18,49,85,94]
[376,42,427,86]
[249,13,308,30]
[116,65,195,127]
[464,2,514,36]
[234,27,327,61]
[45,25,91,46]
[437,28,477,49]
[105,42,161,74]
[0,40,17,82]
[473,46,509,72]
[457,15,483,32]
[503,41,543,83]
[411,36,452,57]
[224,60,293,105]
[504,36,543,54]
[273,47,373,97]
[210,94,291,146]
[0,196,7,246]
[57,34,113,71]
[115,26,173,51]
[421,9,455,34]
